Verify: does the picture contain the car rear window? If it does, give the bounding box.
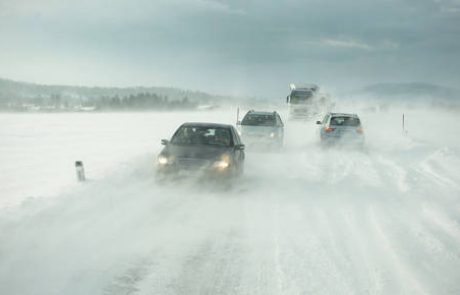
[330,116,361,126]
[171,126,232,147]
[241,114,276,126]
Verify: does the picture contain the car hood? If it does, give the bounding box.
[161,144,232,159]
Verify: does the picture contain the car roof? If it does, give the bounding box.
[329,112,359,118]
[181,122,233,129]
[245,110,277,116]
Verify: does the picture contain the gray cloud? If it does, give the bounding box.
[0,0,459,97]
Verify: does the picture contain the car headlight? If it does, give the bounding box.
[158,155,169,165]
[213,154,230,170]
[270,132,276,138]
[213,160,229,169]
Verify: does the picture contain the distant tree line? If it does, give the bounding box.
[94,92,197,110]
[0,91,199,112]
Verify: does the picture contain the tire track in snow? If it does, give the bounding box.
[93,173,251,295]
[104,258,153,295]
[378,203,460,293]
[422,205,460,245]
[417,160,460,192]
[374,155,410,193]
[272,196,286,295]
[167,228,249,295]
[311,206,384,294]
[368,206,429,295]
[132,194,252,295]
[273,202,356,294]
[336,206,387,294]
[411,225,460,294]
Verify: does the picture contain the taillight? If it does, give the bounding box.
[356,127,364,134]
[324,127,335,133]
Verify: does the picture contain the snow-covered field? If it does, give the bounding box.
[1,103,460,294]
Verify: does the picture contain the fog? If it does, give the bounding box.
[1,100,460,294]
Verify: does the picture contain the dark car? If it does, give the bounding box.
[157,122,245,178]
[237,110,284,149]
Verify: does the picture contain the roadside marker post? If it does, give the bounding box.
[75,161,86,182]
[403,113,408,135]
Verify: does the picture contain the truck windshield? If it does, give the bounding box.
[290,90,313,104]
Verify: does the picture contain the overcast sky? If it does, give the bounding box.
[1,0,459,98]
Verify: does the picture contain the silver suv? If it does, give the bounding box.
[237,110,284,149]
[316,112,364,147]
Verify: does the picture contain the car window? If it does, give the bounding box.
[241,114,276,126]
[171,126,233,147]
[330,116,361,126]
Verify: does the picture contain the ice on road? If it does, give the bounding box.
[1,105,460,294]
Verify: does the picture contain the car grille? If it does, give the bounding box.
[175,157,211,169]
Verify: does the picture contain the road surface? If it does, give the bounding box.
[0,105,459,294]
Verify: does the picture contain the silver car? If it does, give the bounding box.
[237,111,284,149]
[316,112,364,147]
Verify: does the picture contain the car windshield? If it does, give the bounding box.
[330,116,361,126]
[241,114,276,126]
[171,126,232,147]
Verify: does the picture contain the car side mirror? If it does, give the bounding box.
[161,139,169,145]
[235,144,245,150]
[316,121,322,125]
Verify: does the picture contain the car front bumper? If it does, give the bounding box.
[156,160,239,179]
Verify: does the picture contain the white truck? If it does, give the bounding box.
[286,83,331,119]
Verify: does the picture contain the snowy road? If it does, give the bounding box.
[1,105,460,294]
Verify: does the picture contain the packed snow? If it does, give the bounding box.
[0,102,460,295]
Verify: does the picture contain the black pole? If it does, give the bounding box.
[75,161,86,181]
